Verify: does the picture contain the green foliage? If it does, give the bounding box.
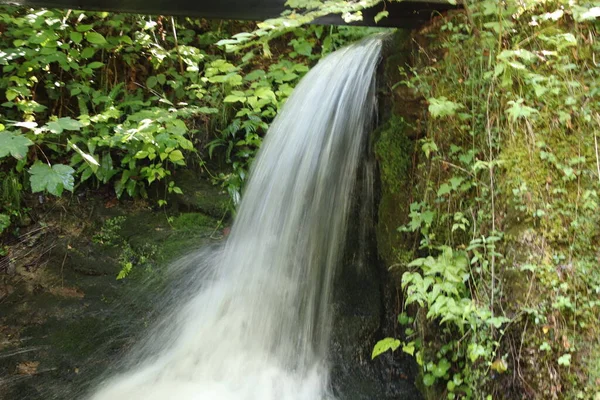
[0,6,373,228]
[376,0,600,398]
[92,215,157,279]
[372,337,401,359]
[29,162,75,196]
[0,130,33,159]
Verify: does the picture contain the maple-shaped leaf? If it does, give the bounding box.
[29,162,75,196]
[46,117,82,134]
[0,131,33,159]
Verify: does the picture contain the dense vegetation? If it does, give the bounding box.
[1,0,599,399]
[373,1,600,399]
[0,6,377,237]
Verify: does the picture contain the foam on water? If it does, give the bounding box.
[90,35,384,400]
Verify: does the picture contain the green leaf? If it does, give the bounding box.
[374,10,389,23]
[0,214,11,234]
[147,76,158,88]
[402,342,416,356]
[85,32,107,45]
[29,162,75,196]
[506,98,538,122]
[87,61,104,69]
[46,117,83,134]
[423,373,436,387]
[224,95,246,103]
[255,87,276,102]
[0,131,33,160]
[169,150,185,163]
[372,337,401,359]
[81,47,95,58]
[76,24,94,32]
[432,358,451,378]
[428,97,463,118]
[70,31,83,43]
[557,354,571,366]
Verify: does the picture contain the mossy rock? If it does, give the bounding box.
[374,115,415,268]
[171,170,231,219]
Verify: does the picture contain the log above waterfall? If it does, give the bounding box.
[0,0,459,27]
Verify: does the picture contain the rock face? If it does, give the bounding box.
[0,182,228,400]
[329,45,423,396]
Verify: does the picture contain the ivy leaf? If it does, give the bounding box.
[29,162,75,196]
[46,117,83,134]
[422,373,436,387]
[432,357,451,378]
[169,150,185,163]
[85,32,107,45]
[372,337,401,359]
[0,131,33,160]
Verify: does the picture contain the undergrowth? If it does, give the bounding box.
[374,1,600,399]
[0,6,376,237]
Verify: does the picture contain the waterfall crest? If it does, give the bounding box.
[91,34,384,400]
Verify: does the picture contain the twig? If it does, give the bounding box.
[171,17,184,74]
[593,114,600,184]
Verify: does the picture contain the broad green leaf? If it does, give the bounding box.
[423,373,436,387]
[224,95,246,103]
[76,24,94,32]
[169,150,185,162]
[86,32,107,45]
[46,117,82,134]
[29,162,75,196]
[81,47,95,58]
[371,337,401,359]
[402,342,415,356]
[432,358,451,378]
[147,76,158,88]
[0,131,33,159]
[70,31,83,43]
[87,61,104,69]
[255,87,276,102]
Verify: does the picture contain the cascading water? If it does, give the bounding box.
[90,34,384,400]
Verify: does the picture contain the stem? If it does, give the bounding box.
[171,17,184,74]
[594,114,600,184]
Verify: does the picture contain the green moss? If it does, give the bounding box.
[375,116,412,195]
[374,115,414,268]
[172,212,215,231]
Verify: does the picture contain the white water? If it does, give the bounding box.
[90,35,383,400]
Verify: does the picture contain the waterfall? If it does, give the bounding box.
[90,34,384,400]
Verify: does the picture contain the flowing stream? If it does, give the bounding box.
[90,34,384,400]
